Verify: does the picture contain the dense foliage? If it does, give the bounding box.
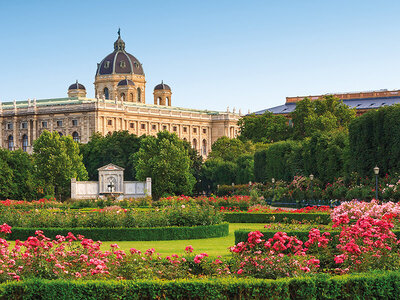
[80,131,142,181]
[238,111,292,143]
[349,104,400,177]
[34,131,88,199]
[132,131,196,199]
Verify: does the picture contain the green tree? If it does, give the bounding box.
[238,111,292,143]
[33,131,88,200]
[291,95,356,139]
[132,131,196,199]
[80,131,142,180]
[207,137,255,162]
[201,158,237,189]
[0,149,40,200]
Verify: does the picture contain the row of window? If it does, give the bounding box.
[6,120,79,130]
[104,88,141,102]
[107,120,208,134]
[6,132,80,152]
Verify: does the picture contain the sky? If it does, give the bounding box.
[1,0,400,113]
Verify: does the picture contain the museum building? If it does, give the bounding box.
[0,32,240,155]
[255,89,400,116]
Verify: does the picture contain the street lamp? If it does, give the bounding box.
[272,178,275,202]
[309,174,314,205]
[374,166,379,200]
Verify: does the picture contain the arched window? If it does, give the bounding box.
[22,135,28,152]
[104,87,109,100]
[166,97,170,106]
[137,88,141,102]
[192,138,197,149]
[202,139,207,155]
[120,93,125,101]
[157,97,161,105]
[183,138,187,142]
[130,93,134,102]
[8,135,13,151]
[72,132,80,143]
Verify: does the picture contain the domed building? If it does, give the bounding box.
[95,32,145,103]
[0,31,240,155]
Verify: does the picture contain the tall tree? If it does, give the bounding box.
[80,131,142,180]
[207,137,255,162]
[132,131,196,199]
[291,95,356,139]
[238,111,292,143]
[33,131,88,200]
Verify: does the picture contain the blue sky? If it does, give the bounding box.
[1,0,400,113]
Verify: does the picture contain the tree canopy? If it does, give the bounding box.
[132,131,196,199]
[80,131,142,180]
[33,131,88,200]
[238,111,292,143]
[291,95,356,139]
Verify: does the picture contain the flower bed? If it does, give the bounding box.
[224,212,331,224]
[0,204,223,228]
[157,195,261,211]
[0,198,62,209]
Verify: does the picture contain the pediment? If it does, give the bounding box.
[97,163,125,171]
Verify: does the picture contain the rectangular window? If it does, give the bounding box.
[183,127,187,133]
[193,128,197,133]
[72,119,78,126]
[7,123,13,130]
[57,120,63,127]
[42,121,48,128]
[141,124,146,130]
[130,122,134,129]
[21,122,28,129]
[163,125,167,130]
[202,128,207,134]
[107,120,112,126]
[152,124,156,130]
[173,126,177,132]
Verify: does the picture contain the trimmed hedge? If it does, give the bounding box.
[224,212,330,224]
[235,229,400,244]
[8,223,229,241]
[2,272,400,299]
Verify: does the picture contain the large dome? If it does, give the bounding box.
[96,34,144,76]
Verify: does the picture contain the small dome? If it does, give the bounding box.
[117,79,135,86]
[68,81,86,90]
[154,81,171,91]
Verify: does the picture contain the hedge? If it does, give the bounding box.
[8,223,229,241]
[224,212,330,224]
[2,272,400,299]
[235,229,400,244]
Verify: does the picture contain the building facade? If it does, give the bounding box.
[255,89,400,116]
[0,32,240,155]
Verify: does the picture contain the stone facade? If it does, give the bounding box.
[0,32,240,155]
[71,163,151,199]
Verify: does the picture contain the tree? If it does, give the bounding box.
[0,149,41,200]
[33,131,88,200]
[132,131,196,199]
[291,95,356,139]
[80,131,142,180]
[238,111,292,143]
[207,137,255,162]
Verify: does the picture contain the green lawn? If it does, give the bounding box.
[101,223,266,257]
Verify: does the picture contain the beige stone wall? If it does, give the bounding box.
[0,99,240,157]
[94,74,146,103]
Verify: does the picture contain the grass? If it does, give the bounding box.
[100,223,266,256]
